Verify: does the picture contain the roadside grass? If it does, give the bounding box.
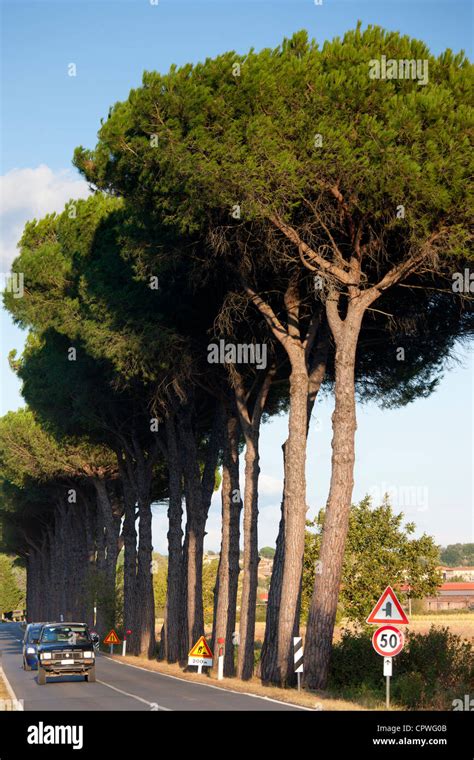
[0,671,11,701]
[105,653,385,711]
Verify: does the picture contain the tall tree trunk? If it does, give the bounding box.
[132,439,158,659]
[46,529,56,620]
[26,551,39,622]
[274,360,308,685]
[119,462,138,652]
[178,528,190,661]
[94,495,108,635]
[237,432,260,679]
[39,531,50,620]
[234,365,275,680]
[136,487,156,658]
[83,496,97,629]
[116,450,139,655]
[178,402,222,659]
[240,278,325,685]
[259,493,285,682]
[179,439,205,656]
[260,325,329,682]
[162,416,183,662]
[186,510,206,652]
[94,479,121,633]
[53,504,66,620]
[212,407,242,676]
[69,507,83,620]
[305,301,364,689]
[116,433,159,659]
[74,503,91,624]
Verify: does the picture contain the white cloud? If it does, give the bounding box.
[0,165,90,270]
[258,472,284,496]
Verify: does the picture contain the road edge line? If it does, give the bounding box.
[100,654,314,711]
[0,663,24,711]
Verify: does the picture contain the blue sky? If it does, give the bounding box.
[1,0,472,550]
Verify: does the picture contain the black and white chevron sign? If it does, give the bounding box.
[293,636,303,673]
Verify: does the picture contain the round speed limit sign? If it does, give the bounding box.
[372,625,404,657]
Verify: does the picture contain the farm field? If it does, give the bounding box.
[252,614,474,646]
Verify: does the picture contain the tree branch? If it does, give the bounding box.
[270,214,353,285]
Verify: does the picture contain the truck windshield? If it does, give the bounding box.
[40,626,90,644]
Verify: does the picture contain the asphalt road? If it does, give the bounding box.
[0,623,306,711]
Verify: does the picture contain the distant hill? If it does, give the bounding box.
[440,544,474,567]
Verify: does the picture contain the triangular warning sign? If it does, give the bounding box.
[366,586,409,625]
[188,635,213,658]
[103,629,121,645]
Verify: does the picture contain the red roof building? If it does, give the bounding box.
[423,582,474,612]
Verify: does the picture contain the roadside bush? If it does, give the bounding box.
[328,625,474,709]
[396,626,474,708]
[328,627,381,690]
[255,605,267,623]
[391,671,425,709]
[254,639,263,668]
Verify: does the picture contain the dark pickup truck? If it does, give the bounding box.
[36,622,99,685]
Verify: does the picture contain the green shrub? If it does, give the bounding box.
[328,625,474,709]
[400,627,472,686]
[329,627,382,691]
[253,639,263,667]
[255,605,267,623]
[392,671,425,709]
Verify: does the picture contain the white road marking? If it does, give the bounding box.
[97,679,172,711]
[0,665,24,710]
[101,655,314,711]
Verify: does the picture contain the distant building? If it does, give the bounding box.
[424,582,474,612]
[439,566,474,582]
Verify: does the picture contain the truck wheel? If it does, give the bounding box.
[86,666,96,683]
[37,667,47,685]
[23,658,32,671]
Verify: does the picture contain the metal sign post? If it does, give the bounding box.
[122,630,132,656]
[384,657,392,709]
[217,637,224,680]
[293,637,303,690]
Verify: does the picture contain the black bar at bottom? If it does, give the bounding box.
[0,710,472,758]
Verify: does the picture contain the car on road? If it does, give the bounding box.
[36,622,99,685]
[22,622,45,670]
